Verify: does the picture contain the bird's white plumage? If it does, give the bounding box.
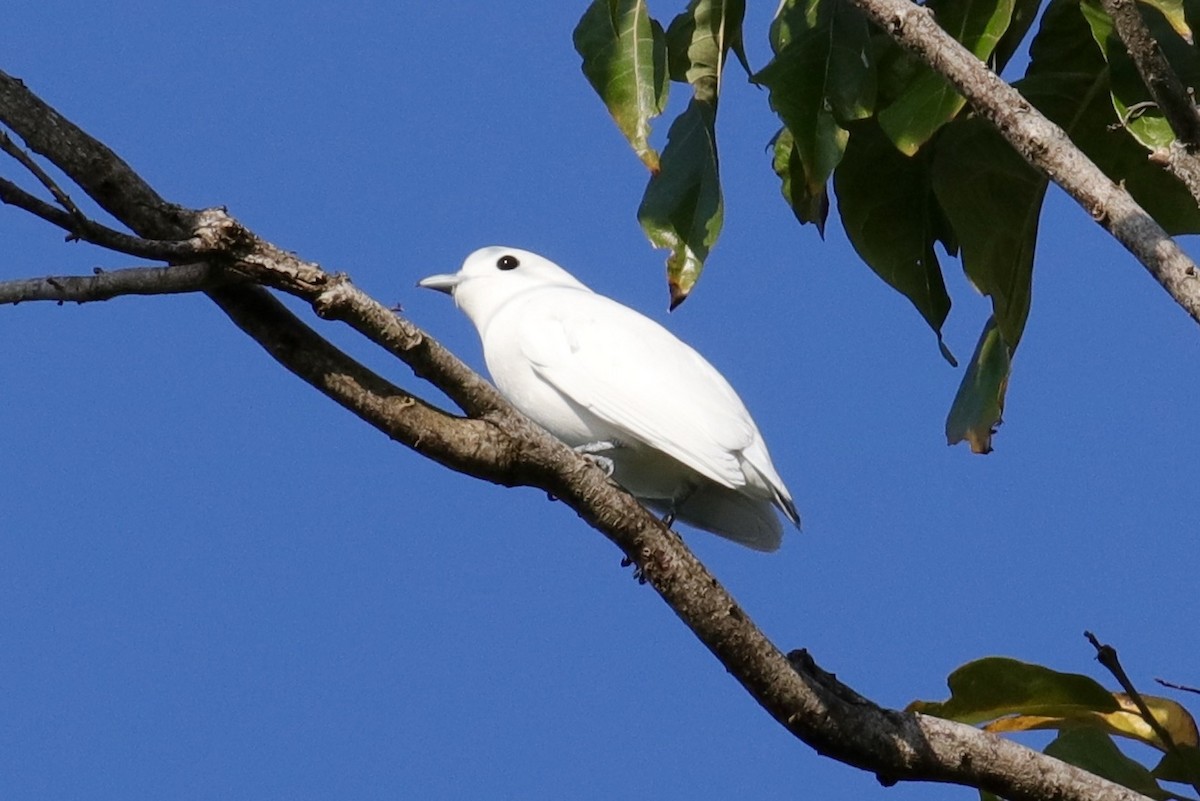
[520,296,754,488]
[419,246,799,551]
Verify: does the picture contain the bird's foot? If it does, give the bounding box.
[659,484,696,530]
[620,555,647,585]
[583,454,615,476]
[573,440,617,477]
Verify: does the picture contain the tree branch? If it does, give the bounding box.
[850,0,1200,328]
[0,69,1157,801]
[0,175,203,260]
[1087,632,1200,796]
[0,69,199,239]
[194,210,515,419]
[204,281,549,483]
[1099,0,1200,151]
[0,127,87,219]
[1,229,1154,801]
[1099,0,1200,207]
[0,262,230,304]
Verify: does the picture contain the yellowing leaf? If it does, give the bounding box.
[1109,694,1200,749]
[909,657,1119,723]
[1139,0,1192,41]
[978,693,1199,752]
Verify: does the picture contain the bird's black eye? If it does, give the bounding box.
[497,255,520,271]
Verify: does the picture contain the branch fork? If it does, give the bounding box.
[0,56,1163,801]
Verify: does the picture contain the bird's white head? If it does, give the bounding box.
[418,247,591,330]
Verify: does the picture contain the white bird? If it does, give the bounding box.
[418,247,799,551]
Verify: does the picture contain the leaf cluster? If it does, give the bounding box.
[574,0,1200,451]
[913,656,1200,801]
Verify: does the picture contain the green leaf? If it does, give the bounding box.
[1154,744,1200,784]
[1022,0,1200,234]
[1025,0,1110,77]
[765,0,875,121]
[755,0,874,232]
[769,0,819,50]
[910,657,1120,724]
[879,0,1016,154]
[665,0,747,104]
[1140,0,1192,38]
[993,0,1047,72]
[945,318,1010,453]
[937,0,1200,451]
[833,119,954,360]
[933,116,1043,349]
[1079,0,1200,150]
[873,31,923,108]
[771,127,830,231]
[637,99,723,307]
[642,0,745,303]
[975,693,1199,756]
[1105,694,1200,749]
[1046,730,1169,799]
[574,0,669,171]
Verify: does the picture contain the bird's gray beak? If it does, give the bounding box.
[416,273,462,295]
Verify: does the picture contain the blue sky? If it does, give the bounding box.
[2,2,1198,799]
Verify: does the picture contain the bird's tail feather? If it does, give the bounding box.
[648,483,783,552]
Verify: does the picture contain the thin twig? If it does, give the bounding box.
[0,128,86,221]
[1086,631,1178,748]
[1086,631,1200,797]
[0,262,230,305]
[1150,142,1200,205]
[208,271,1154,801]
[1099,0,1200,151]
[1156,678,1200,696]
[181,207,511,419]
[0,67,1159,801]
[0,70,198,239]
[0,176,204,261]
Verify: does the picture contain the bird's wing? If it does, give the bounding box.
[518,292,755,490]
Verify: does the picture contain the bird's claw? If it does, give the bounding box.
[573,441,617,477]
[620,555,647,584]
[583,454,615,476]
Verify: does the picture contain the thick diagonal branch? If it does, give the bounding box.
[205,281,550,484]
[851,0,1200,327]
[0,70,1153,801]
[0,70,198,239]
[0,250,1154,801]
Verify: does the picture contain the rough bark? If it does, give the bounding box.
[1099,0,1200,206]
[0,64,1157,801]
[1099,0,1200,152]
[850,0,1200,328]
[0,262,227,304]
